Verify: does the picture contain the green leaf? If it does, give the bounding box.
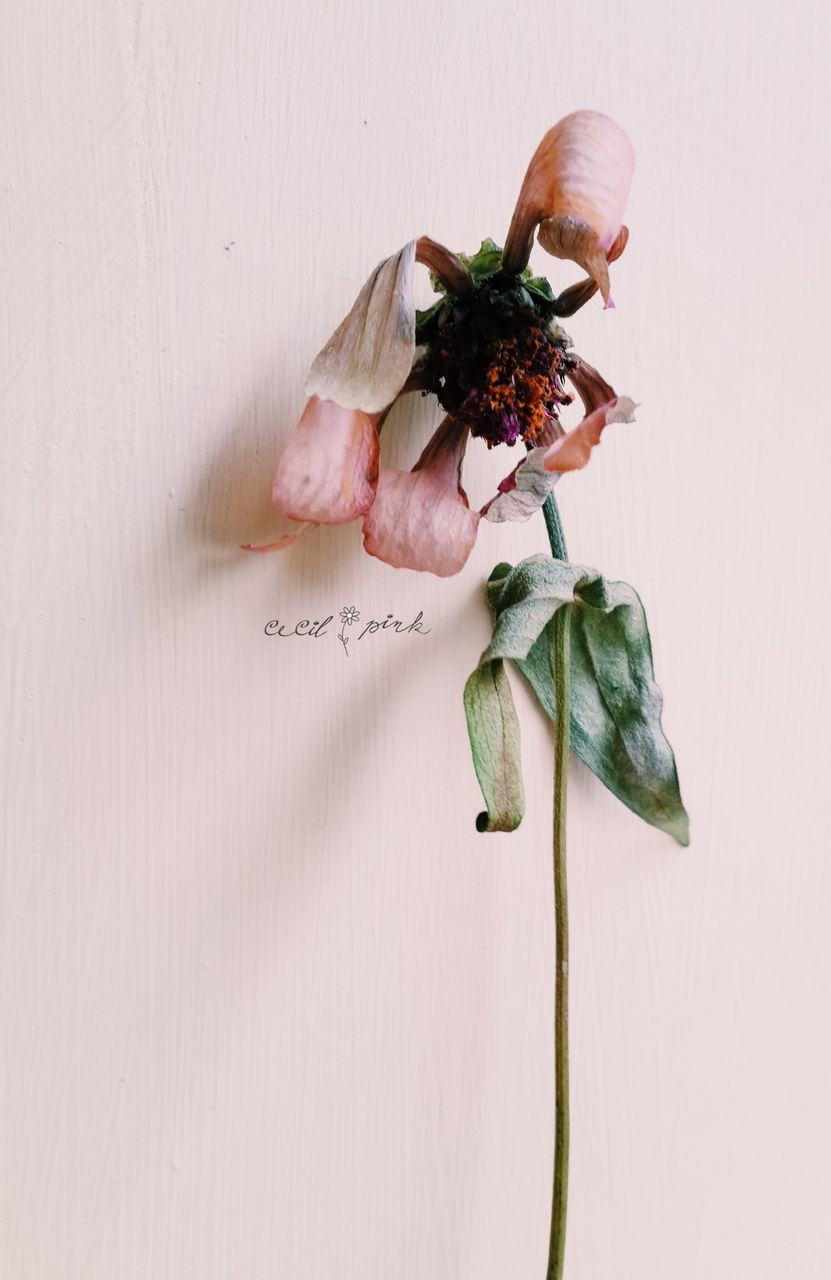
[434,241,559,312]
[463,657,525,832]
[466,555,689,844]
[458,238,505,282]
[415,297,446,330]
[521,272,556,303]
[465,558,589,833]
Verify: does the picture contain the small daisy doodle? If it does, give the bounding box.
[338,605,360,656]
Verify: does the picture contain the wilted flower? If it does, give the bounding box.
[246,109,636,576]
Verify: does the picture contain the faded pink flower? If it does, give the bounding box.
[245,110,636,575]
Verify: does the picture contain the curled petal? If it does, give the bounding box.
[504,110,635,299]
[415,236,473,295]
[566,354,616,414]
[482,450,562,523]
[607,223,629,262]
[543,396,637,473]
[539,214,614,306]
[272,396,379,523]
[362,417,479,576]
[305,241,417,413]
[552,225,629,317]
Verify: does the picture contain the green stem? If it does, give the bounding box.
[542,494,570,1280]
[542,493,568,562]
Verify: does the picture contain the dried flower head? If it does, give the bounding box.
[245,109,636,576]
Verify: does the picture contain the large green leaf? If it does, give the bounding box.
[465,555,689,844]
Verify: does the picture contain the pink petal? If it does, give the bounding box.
[272,396,380,524]
[543,396,637,473]
[362,418,480,576]
[552,225,630,317]
[535,110,634,244]
[537,215,616,308]
[305,242,417,414]
[567,354,616,414]
[504,110,634,299]
[241,522,318,553]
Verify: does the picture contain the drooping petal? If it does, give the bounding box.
[538,215,616,308]
[362,417,480,576]
[566,354,616,414]
[241,522,318,553]
[543,396,637,473]
[482,449,562,523]
[272,396,379,523]
[305,241,417,413]
[415,236,473,295]
[503,110,634,303]
[552,226,630,317]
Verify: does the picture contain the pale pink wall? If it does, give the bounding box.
[3,1,830,1276]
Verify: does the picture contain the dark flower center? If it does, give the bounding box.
[418,280,573,448]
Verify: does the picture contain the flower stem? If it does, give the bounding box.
[542,493,568,561]
[541,494,569,1280]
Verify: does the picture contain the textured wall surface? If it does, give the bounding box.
[3,2,830,1277]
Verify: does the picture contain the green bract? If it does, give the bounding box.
[423,237,557,304]
[465,555,689,844]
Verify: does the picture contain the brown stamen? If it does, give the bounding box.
[425,287,570,449]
